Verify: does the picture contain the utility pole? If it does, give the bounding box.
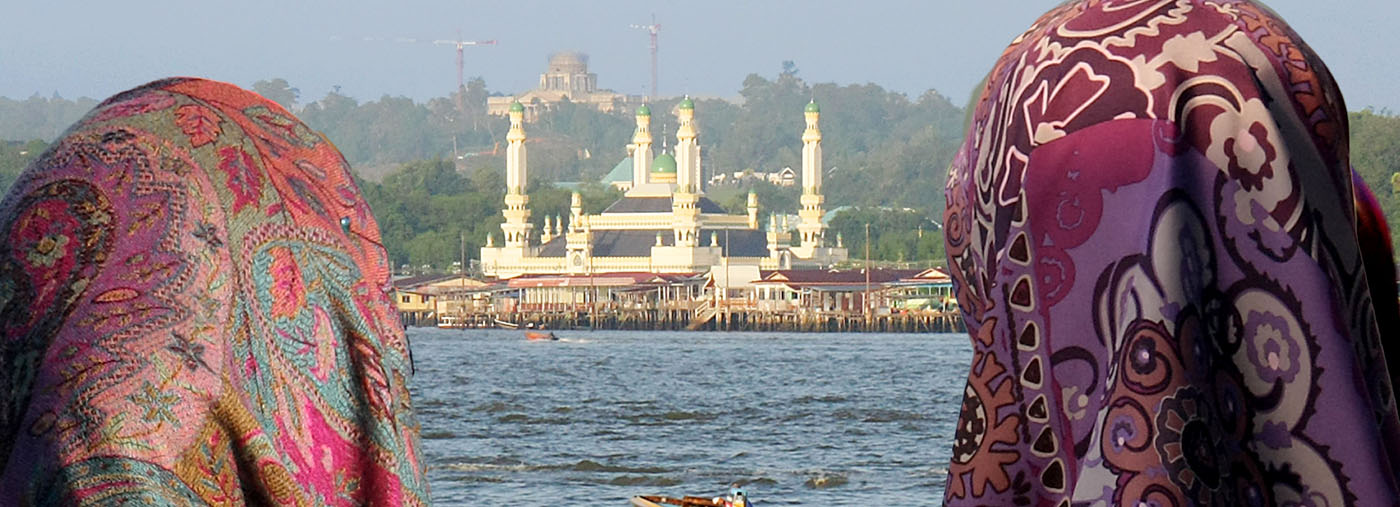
[629,15,660,100]
[724,228,731,330]
[589,251,597,330]
[864,223,871,323]
[460,231,467,324]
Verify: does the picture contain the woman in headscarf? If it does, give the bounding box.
[945,1,1400,504]
[0,78,426,504]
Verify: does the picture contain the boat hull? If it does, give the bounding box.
[629,496,724,507]
[525,331,557,341]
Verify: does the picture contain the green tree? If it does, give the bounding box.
[781,60,799,78]
[455,77,491,130]
[702,66,964,219]
[0,139,48,194]
[1350,109,1400,252]
[252,78,300,111]
[709,180,799,216]
[356,157,623,272]
[0,94,98,141]
[828,207,945,264]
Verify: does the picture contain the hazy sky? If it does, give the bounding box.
[3,1,1397,111]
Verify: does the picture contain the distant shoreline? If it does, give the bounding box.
[408,309,966,334]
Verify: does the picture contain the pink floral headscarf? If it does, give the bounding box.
[0,78,426,505]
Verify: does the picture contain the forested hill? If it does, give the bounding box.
[295,70,970,219]
[0,94,99,141]
[4,76,1400,269]
[0,71,967,219]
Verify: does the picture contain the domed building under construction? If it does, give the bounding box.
[486,52,637,121]
[480,98,847,278]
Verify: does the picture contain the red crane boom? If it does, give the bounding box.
[433,35,498,94]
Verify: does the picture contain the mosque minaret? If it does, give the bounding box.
[674,97,700,192]
[631,105,653,187]
[500,101,533,252]
[795,100,827,253]
[671,97,702,247]
[481,99,845,278]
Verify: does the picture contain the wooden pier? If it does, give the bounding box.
[416,306,965,334]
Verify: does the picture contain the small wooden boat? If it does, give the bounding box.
[436,315,468,329]
[630,496,724,507]
[525,331,557,341]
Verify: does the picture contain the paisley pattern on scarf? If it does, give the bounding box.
[944,1,1400,505]
[0,78,425,505]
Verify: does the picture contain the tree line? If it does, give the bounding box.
[353,157,941,270]
[1,70,968,212]
[3,75,1400,269]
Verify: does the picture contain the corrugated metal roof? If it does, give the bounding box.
[804,284,882,292]
[698,198,728,214]
[909,267,951,280]
[592,229,667,256]
[530,228,770,259]
[507,272,700,288]
[760,269,922,285]
[392,273,460,289]
[601,196,728,214]
[603,197,670,213]
[701,229,769,257]
[537,235,567,257]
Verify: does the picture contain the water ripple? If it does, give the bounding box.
[409,329,970,505]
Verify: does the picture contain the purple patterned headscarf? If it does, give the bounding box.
[945,1,1400,504]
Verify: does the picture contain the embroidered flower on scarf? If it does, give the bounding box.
[167,332,210,371]
[1108,413,1140,453]
[268,246,307,319]
[1244,310,1301,385]
[1156,387,1230,503]
[174,104,223,147]
[217,146,262,213]
[1206,99,1287,191]
[129,380,180,426]
[16,199,81,270]
[27,234,70,268]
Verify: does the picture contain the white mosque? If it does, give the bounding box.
[479,98,846,278]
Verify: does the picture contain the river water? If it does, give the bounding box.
[408,328,972,505]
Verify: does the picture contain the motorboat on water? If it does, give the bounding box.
[630,496,723,507]
[436,315,469,329]
[632,488,750,507]
[525,331,557,341]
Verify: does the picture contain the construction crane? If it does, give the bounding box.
[433,34,497,95]
[629,15,660,100]
[337,33,494,94]
[432,34,496,120]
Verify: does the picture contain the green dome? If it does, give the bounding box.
[805,100,820,113]
[678,97,694,110]
[650,153,677,173]
[636,104,651,116]
[510,101,524,113]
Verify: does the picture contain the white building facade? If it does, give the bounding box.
[481,99,846,278]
